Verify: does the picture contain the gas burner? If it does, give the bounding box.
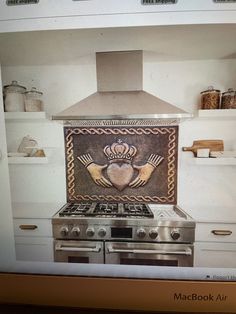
[59,203,93,217]
[123,203,153,217]
[92,202,154,218]
[94,203,119,215]
[58,202,154,218]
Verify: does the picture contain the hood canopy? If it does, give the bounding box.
[52,51,192,122]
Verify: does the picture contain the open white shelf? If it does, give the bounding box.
[192,157,236,166]
[198,109,236,119]
[8,157,48,164]
[4,112,47,122]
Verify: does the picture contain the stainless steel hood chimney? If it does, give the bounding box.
[52,51,192,123]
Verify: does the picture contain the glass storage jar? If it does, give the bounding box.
[4,80,26,112]
[24,87,43,112]
[221,88,236,109]
[200,86,221,110]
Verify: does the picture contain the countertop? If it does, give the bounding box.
[12,202,64,219]
[12,202,236,224]
[182,205,236,224]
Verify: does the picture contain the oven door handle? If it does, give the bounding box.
[55,243,102,253]
[107,246,192,256]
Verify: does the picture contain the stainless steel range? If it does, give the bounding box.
[52,202,195,267]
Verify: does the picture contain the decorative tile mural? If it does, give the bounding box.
[64,124,178,204]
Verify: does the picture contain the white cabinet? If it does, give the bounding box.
[195,223,236,243]
[12,202,62,262]
[194,222,236,268]
[194,242,236,268]
[15,236,53,262]
[13,217,53,262]
[14,218,53,237]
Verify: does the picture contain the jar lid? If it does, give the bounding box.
[3,80,26,93]
[24,87,43,96]
[200,86,220,94]
[222,88,235,96]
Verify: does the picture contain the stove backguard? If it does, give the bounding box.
[64,120,178,204]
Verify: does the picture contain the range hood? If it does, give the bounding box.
[52,51,192,122]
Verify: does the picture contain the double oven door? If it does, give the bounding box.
[54,240,104,264]
[54,240,193,267]
[105,242,193,267]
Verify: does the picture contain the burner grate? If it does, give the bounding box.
[123,203,154,218]
[59,203,93,217]
[58,202,154,218]
[94,203,119,214]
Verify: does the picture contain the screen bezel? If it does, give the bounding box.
[1,273,236,312]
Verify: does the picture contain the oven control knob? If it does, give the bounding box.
[171,229,180,240]
[137,228,146,238]
[71,227,80,237]
[149,229,158,239]
[86,227,95,237]
[98,227,106,237]
[60,226,69,237]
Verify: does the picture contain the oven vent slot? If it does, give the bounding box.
[64,119,180,127]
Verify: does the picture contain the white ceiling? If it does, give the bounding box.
[0,24,236,65]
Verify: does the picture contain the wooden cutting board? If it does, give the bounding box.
[182,140,224,157]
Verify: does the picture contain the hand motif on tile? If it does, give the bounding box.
[77,154,112,188]
[78,139,164,191]
[129,154,164,188]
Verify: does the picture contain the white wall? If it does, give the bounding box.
[143,56,236,209]
[0,67,15,266]
[2,54,96,203]
[144,56,236,114]
[2,55,236,212]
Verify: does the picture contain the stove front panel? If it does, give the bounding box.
[64,123,178,204]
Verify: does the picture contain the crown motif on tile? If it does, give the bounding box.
[104,139,137,162]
